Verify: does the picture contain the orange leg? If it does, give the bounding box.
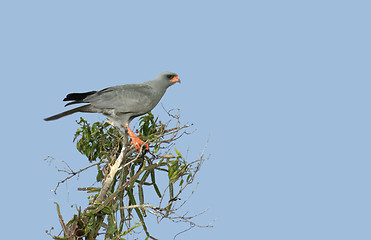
[125,124,149,152]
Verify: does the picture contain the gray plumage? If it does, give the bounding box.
[44,72,180,127]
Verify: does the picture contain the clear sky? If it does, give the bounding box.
[1,0,371,239]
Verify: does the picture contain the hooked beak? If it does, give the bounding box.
[171,76,181,83]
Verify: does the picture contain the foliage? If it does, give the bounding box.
[74,118,123,163]
[46,112,208,240]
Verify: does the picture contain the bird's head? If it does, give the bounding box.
[156,72,181,87]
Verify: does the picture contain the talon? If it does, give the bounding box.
[126,124,149,152]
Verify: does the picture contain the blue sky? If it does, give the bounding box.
[1,0,371,239]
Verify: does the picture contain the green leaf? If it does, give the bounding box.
[187,174,192,182]
[96,165,104,182]
[120,222,141,237]
[139,171,151,184]
[101,205,112,215]
[154,144,160,153]
[171,170,179,182]
[84,212,94,217]
[153,183,162,198]
[138,184,144,205]
[107,218,118,234]
[168,165,174,178]
[174,148,182,158]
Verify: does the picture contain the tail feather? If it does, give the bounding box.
[64,100,85,107]
[44,105,91,121]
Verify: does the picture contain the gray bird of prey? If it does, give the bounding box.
[44,71,180,151]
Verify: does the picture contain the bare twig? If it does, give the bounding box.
[52,161,102,194]
[173,223,195,240]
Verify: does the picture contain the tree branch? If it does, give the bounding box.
[95,145,127,203]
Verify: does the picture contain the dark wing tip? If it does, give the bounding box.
[63,91,97,102]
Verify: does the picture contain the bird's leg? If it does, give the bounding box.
[125,124,149,152]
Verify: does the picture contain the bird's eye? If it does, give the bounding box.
[167,74,173,79]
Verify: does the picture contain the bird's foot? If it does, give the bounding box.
[130,136,149,152]
[126,125,149,152]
